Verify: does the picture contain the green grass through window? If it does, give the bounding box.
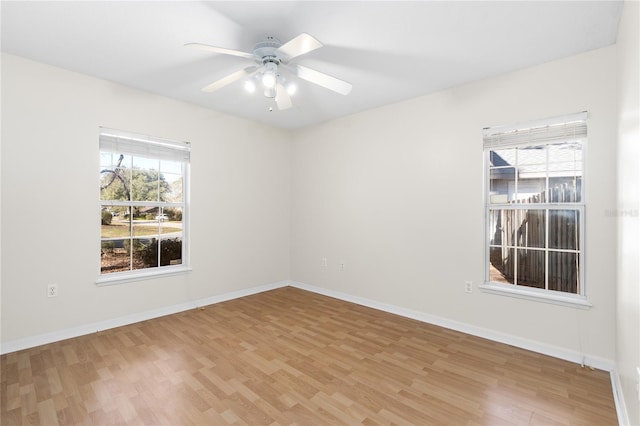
[101,223,181,238]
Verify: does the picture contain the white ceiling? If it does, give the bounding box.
[1,1,623,130]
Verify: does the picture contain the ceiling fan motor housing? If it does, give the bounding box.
[254,37,283,65]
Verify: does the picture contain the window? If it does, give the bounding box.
[482,112,588,305]
[98,128,190,282]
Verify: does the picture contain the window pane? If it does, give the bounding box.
[489,209,546,247]
[131,167,160,202]
[100,168,131,201]
[161,173,183,202]
[488,209,503,246]
[490,149,515,167]
[160,159,182,175]
[512,177,545,203]
[100,152,112,168]
[548,251,579,294]
[101,206,130,238]
[101,239,130,274]
[100,152,131,169]
[131,238,157,270]
[164,207,183,225]
[100,208,113,230]
[548,142,582,164]
[491,209,517,247]
[517,209,545,248]
[489,167,515,203]
[162,208,183,244]
[517,145,546,165]
[489,246,514,284]
[549,176,582,202]
[549,210,580,250]
[160,237,183,266]
[516,248,545,289]
[133,208,160,237]
[506,209,521,248]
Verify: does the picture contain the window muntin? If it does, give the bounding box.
[99,129,189,279]
[484,113,586,297]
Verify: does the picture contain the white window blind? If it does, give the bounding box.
[99,128,190,162]
[483,111,587,150]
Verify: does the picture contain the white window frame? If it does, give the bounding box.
[97,128,191,285]
[480,112,591,308]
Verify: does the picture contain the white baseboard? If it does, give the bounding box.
[192,281,288,308]
[288,280,615,372]
[0,280,289,355]
[610,369,631,426]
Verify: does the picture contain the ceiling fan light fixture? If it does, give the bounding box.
[262,73,277,88]
[262,62,278,89]
[244,80,256,93]
[264,86,276,98]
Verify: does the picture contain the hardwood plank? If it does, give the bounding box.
[1,287,617,425]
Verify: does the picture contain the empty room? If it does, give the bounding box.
[1,1,638,425]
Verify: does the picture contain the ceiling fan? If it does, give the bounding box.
[185,33,352,111]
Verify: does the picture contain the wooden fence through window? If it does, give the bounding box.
[490,182,580,293]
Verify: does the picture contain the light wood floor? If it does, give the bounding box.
[1,287,617,425]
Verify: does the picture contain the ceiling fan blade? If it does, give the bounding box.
[185,43,255,59]
[275,83,292,110]
[276,33,323,60]
[202,66,257,93]
[290,64,352,96]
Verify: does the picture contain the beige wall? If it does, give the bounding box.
[616,1,640,423]
[0,54,291,343]
[291,45,618,362]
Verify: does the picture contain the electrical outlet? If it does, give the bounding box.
[464,281,473,293]
[339,262,346,271]
[47,284,58,298]
[321,257,328,268]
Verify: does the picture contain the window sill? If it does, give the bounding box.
[479,282,592,309]
[96,266,191,286]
